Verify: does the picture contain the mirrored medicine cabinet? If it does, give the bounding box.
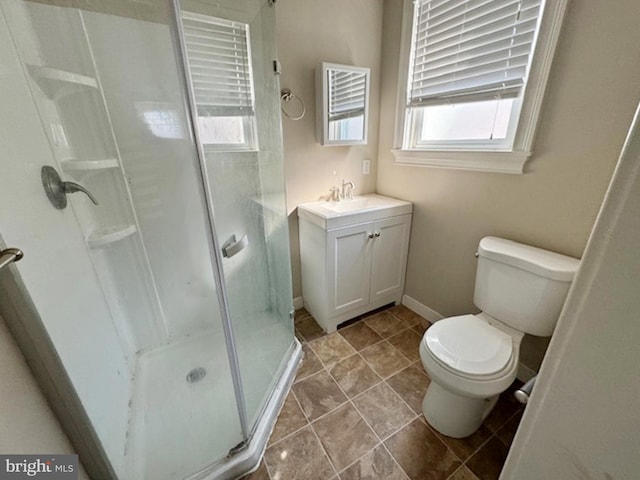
[316,62,370,146]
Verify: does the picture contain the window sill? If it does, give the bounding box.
[391,149,531,174]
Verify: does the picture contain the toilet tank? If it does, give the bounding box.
[473,237,580,336]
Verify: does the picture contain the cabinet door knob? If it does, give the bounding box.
[368,233,374,239]
[374,232,381,237]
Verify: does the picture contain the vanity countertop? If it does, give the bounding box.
[297,194,412,230]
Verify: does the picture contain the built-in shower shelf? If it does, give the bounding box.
[61,158,119,172]
[27,65,98,100]
[87,224,137,249]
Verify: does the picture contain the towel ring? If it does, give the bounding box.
[280,88,305,120]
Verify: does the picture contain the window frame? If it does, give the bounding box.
[393,0,569,174]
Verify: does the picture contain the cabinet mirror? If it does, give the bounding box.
[316,62,370,146]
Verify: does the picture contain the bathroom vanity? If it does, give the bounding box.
[298,194,412,332]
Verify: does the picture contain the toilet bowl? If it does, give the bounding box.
[420,313,522,437]
[419,237,580,438]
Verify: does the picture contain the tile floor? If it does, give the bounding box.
[243,305,524,480]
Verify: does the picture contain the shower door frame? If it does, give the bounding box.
[169,2,303,478]
[167,0,251,441]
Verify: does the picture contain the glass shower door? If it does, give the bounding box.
[177,0,295,432]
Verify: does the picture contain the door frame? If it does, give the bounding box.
[0,237,116,479]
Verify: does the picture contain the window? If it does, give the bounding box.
[394,0,568,173]
[181,11,257,150]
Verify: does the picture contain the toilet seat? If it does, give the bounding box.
[419,314,521,399]
[425,314,513,377]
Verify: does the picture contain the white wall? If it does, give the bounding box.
[0,314,89,480]
[275,0,383,298]
[502,106,640,479]
[376,0,640,371]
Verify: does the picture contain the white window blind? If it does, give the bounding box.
[181,11,255,116]
[328,70,367,121]
[408,0,542,107]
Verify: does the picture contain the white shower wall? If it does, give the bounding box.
[0,4,131,476]
[4,1,165,358]
[83,11,224,344]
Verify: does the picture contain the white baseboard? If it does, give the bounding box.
[402,294,444,322]
[292,296,304,310]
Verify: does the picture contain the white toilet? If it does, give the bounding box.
[419,236,580,438]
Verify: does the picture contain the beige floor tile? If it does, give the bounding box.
[273,310,510,479]
[265,426,335,480]
[339,445,409,480]
[295,315,326,342]
[310,333,358,368]
[433,424,492,462]
[365,311,406,338]
[386,365,431,414]
[483,384,523,433]
[353,383,416,439]
[388,305,424,327]
[330,354,382,398]
[269,392,308,445]
[387,328,422,362]
[295,343,324,383]
[312,403,379,471]
[465,437,509,480]
[412,317,433,336]
[448,465,480,480]
[292,370,348,421]
[384,419,461,480]
[495,410,523,446]
[339,322,384,351]
[360,341,411,378]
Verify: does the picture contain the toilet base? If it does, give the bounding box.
[422,381,498,438]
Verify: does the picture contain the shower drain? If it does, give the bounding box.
[186,367,207,383]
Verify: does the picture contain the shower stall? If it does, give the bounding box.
[0,0,299,478]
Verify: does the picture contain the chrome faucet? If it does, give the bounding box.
[341,180,355,200]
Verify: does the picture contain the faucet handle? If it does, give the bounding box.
[329,186,340,202]
[342,180,355,200]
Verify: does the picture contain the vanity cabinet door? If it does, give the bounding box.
[370,214,412,303]
[328,222,373,316]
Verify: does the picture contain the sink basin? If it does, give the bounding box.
[323,197,370,213]
[298,194,412,229]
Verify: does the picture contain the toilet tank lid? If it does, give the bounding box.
[478,237,580,281]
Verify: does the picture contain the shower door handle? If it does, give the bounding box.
[0,248,24,271]
[222,234,248,258]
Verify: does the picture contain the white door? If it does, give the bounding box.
[370,215,411,302]
[329,222,373,316]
